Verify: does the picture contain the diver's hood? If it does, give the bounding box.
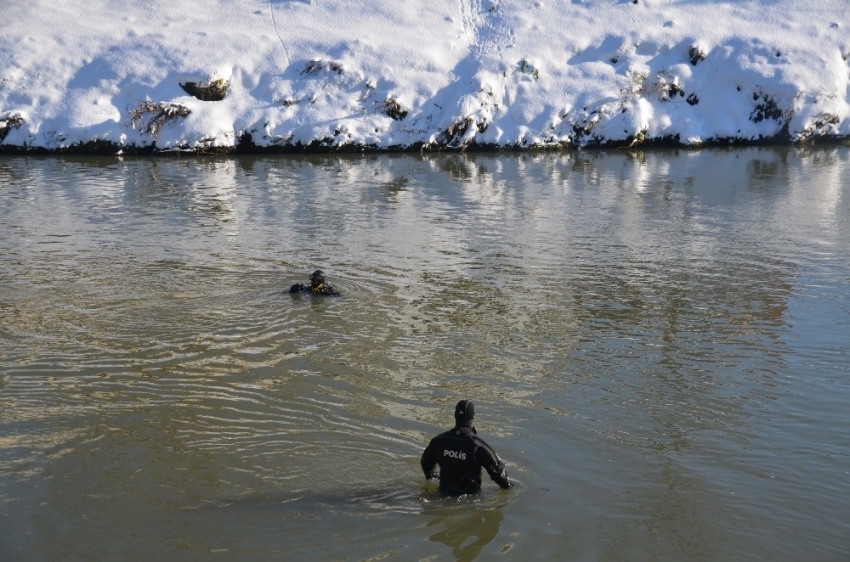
[454,399,475,428]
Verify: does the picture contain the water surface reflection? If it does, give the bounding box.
[1,148,849,560]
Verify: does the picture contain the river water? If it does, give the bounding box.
[1,148,848,561]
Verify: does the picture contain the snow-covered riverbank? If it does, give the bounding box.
[2,0,849,153]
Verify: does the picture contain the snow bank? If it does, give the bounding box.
[1,0,848,152]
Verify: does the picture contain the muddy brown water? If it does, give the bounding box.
[1,148,849,561]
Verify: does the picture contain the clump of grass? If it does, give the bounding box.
[382,98,408,120]
[797,113,840,141]
[443,117,473,141]
[667,82,684,100]
[519,59,540,80]
[688,45,706,66]
[559,105,608,147]
[625,69,686,102]
[626,70,649,91]
[180,78,229,101]
[302,60,344,75]
[0,112,24,142]
[750,91,784,123]
[128,101,190,138]
[436,116,484,148]
[630,127,648,146]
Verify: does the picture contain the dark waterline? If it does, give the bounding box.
[1,148,849,561]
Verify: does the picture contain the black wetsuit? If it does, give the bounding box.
[288,283,340,296]
[421,425,511,496]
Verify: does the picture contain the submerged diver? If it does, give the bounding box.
[421,400,512,496]
[289,269,340,296]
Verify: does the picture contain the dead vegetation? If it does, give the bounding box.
[180,78,229,101]
[750,91,785,123]
[302,60,344,75]
[128,101,190,138]
[0,112,24,142]
[688,45,706,65]
[796,113,840,141]
[382,98,408,120]
[434,116,490,149]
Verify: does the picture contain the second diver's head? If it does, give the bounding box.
[454,399,475,428]
[310,270,325,291]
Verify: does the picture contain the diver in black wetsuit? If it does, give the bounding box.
[421,400,512,496]
[289,269,340,296]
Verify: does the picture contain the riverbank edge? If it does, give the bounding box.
[2,132,849,156]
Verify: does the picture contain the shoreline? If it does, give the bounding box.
[2,133,848,157]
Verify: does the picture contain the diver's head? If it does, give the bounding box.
[310,270,325,291]
[454,399,475,428]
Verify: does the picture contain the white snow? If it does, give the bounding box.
[1,0,848,151]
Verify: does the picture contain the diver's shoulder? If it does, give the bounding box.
[435,427,475,443]
[317,286,341,296]
[289,283,308,293]
[288,285,341,296]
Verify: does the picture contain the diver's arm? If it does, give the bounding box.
[420,439,439,479]
[488,461,512,489]
[321,285,341,296]
[289,283,306,293]
[476,442,512,489]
